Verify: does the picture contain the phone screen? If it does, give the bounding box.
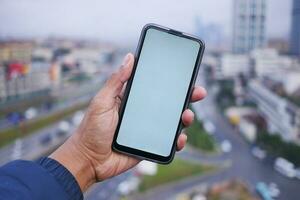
[116,28,200,157]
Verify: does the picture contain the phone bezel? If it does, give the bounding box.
[112,23,205,164]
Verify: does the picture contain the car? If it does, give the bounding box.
[117,177,140,196]
[268,182,280,198]
[221,140,232,153]
[24,107,38,120]
[71,111,84,127]
[274,157,296,178]
[39,134,52,145]
[256,182,273,200]
[203,121,216,135]
[58,121,71,133]
[251,146,266,160]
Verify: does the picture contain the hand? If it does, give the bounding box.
[50,53,207,191]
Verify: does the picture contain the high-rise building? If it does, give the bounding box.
[290,0,300,56]
[232,0,267,54]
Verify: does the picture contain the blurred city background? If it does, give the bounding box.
[0,0,300,199]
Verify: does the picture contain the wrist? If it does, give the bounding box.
[50,135,96,191]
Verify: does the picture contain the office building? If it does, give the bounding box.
[232,0,266,53]
[290,0,300,56]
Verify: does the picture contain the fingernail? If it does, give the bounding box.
[122,54,131,66]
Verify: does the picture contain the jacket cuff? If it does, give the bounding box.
[37,157,83,200]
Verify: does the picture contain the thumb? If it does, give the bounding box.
[102,53,134,98]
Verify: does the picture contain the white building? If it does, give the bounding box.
[232,0,267,53]
[251,48,295,77]
[250,48,300,95]
[217,53,250,78]
[248,80,300,143]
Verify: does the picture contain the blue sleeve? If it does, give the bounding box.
[0,157,83,200]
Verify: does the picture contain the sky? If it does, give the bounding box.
[0,0,292,45]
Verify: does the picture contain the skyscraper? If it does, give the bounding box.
[232,0,266,54]
[290,0,300,56]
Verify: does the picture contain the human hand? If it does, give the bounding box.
[50,53,207,191]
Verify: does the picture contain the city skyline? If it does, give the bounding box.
[0,0,293,45]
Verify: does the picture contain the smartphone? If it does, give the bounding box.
[112,24,205,164]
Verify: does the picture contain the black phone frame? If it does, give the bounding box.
[112,23,205,164]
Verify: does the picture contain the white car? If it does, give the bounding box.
[221,140,232,153]
[251,147,266,160]
[274,157,296,178]
[203,121,216,135]
[72,111,85,127]
[24,107,38,120]
[117,177,140,196]
[268,182,280,198]
[58,121,71,133]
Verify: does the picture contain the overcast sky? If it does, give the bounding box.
[0,0,292,44]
